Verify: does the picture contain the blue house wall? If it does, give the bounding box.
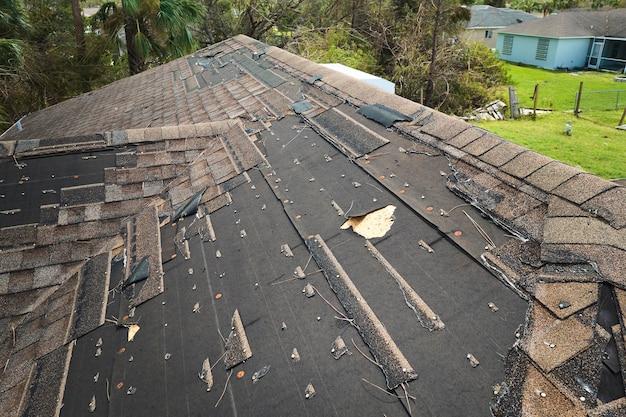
[496,34,591,69]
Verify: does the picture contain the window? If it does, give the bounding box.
[535,38,550,61]
[485,30,493,39]
[502,35,514,55]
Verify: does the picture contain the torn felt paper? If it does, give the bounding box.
[340,205,396,239]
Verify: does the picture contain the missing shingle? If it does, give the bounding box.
[305,234,417,389]
[365,241,444,331]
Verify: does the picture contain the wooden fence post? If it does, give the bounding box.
[619,106,626,127]
[509,86,520,119]
[532,84,539,120]
[574,81,583,117]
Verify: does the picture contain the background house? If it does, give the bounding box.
[496,8,626,71]
[464,5,537,48]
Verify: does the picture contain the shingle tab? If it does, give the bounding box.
[500,151,552,179]
[462,132,502,156]
[552,173,616,205]
[581,187,626,229]
[478,141,526,167]
[525,161,580,191]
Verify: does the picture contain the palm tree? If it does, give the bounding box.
[1,0,29,127]
[94,0,206,75]
[0,0,29,74]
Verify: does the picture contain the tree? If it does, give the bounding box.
[423,0,471,106]
[70,0,85,59]
[93,0,206,74]
[0,0,29,73]
[1,0,125,130]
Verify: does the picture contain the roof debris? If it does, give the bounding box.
[331,336,350,360]
[199,358,213,391]
[127,324,140,342]
[467,353,480,368]
[224,309,253,369]
[303,283,315,298]
[305,383,316,399]
[340,205,396,239]
[280,243,294,257]
[252,365,271,383]
[418,240,434,253]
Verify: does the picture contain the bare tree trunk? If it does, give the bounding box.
[124,18,143,75]
[425,0,442,107]
[70,0,86,59]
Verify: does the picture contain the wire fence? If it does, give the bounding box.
[576,89,626,112]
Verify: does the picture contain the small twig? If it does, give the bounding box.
[281,127,305,151]
[366,182,383,193]
[270,276,297,286]
[401,383,413,415]
[214,369,233,408]
[351,338,381,369]
[11,325,16,347]
[361,378,415,401]
[106,378,111,402]
[305,269,323,277]
[343,200,354,218]
[217,327,227,346]
[303,254,312,272]
[462,210,496,248]
[364,151,391,160]
[3,358,9,374]
[210,351,227,370]
[446,203,471,215]
[311,285,352,322]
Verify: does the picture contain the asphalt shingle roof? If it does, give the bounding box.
[0,35,624,417]
[467,5,537,29]
[500,8,626,38]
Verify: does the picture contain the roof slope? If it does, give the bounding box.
[501,8,626,38]
[467,5,538,29]
[0,35,625,417]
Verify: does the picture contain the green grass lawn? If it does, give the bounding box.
[473,63,626,180]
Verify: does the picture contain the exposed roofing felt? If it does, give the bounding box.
[0,35,624,417]
[500,8,626,38]
[466,5,538,29]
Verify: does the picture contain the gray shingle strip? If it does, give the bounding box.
[446,126,484,148]
[305,234,417,390]
[462,132,502,156]
[60,183,105,207]
[546,196,591,218]
[501,151,553,179]
[542,216,626,250]
[581,187,626,229]
[311,108,389,158]
[223,309,253,369]
[525,161,581,192]
[552,173,617,205]
[0,224,37,249]
[478,141,526,167]
[221,124,264,171]
[19,343,73,417]
[128,205,164,307]
[67,251,111,340]
[419,112,470,141]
